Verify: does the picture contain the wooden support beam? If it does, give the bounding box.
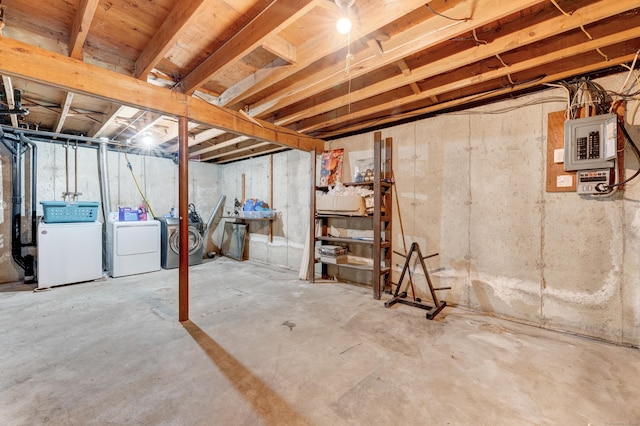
[249,0,533,117]
[217,0,441,107]
[134,0,209,80]
[89,104,125,138]
[0,37,324,152]
[54,92,74,133]
[262,35,297,64]
[396,59,421,95]
[178,116,189,322]
[215,145,286,164]
[1,75,18,127]
[190,135,250,157]
[200,141,271,162]
[314,52,640,138]
[275,0,637,127]
[164,125,224,152]
[299,23,640,133]
[179,0,316,95]
[69,0,99,59]
[367,39,385,57]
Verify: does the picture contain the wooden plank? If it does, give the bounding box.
[89,104,125,138]
[270,0,635,125]
[134,0,209,80]
[248,0,541,117]
[69,0,100,59]
[262,35,297,64]
[179,0,316,95]
[54,92,74,133]
[296,20,640,132]
[546,110,575,192]
[0,37,324,152]
[215,145,286,164]
[217,0,444,107]
[1,76,18,127]
[200,141,270,162]
[190,135,250,157]
[315,52,640,137]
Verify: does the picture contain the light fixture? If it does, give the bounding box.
[142,134,153,146]
[335,0,355,34]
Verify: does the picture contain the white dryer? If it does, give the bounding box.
[106,213,161,277]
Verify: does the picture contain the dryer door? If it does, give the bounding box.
[168,226,203,255]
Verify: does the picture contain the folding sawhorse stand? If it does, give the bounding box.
[384,242,449,320]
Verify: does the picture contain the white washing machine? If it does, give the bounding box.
[106,212,161,277]
[37,221,103,288]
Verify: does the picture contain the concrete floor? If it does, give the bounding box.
[1,257,639,425]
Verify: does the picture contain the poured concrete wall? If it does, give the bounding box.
[325,72,640,346]
[0,144,221,283]
[2,72,638,347]
[214,149,312,271]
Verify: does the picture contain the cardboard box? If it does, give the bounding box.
[320,255,348,264]
[316,195,366,216]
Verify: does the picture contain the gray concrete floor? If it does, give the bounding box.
[1,257,639,425]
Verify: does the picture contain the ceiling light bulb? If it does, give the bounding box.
[142,135,153,146]
[337,17,351,34]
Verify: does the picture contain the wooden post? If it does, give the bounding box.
[269,155,273,243]
[309,148,316,281]
[178,117,189,322]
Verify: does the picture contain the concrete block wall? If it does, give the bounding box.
[326,72,640,347]
[0,143,221,283]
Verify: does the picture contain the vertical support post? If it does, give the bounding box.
[309,148,317,281]
[269,155,273,243]
[373,132,382,300]
[178,116,189,322]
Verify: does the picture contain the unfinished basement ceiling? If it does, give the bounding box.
[0,0,639,163]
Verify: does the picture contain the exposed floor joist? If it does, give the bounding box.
[0,37,323,153]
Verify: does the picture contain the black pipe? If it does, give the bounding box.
[0,131,35,278]
[11,137,25,271]
[21,134,37,245]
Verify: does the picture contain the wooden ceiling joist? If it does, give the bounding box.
[54,92,74,133]
[134,0,210,80]
[249,0,547,118]
[314,52,640,138]
[2,0,637,155]
[89,104,126,138]
[216,0,439,107]
[190,135,251,157]
[1,75,19,127]
[68,0,100,60]
[275,0,639,128]
[0,37,323,152]
[178,0,317,95]
[216,145,286,164]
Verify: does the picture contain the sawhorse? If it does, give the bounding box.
[384,242,449,320]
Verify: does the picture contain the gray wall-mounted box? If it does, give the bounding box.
[564,113,617,171]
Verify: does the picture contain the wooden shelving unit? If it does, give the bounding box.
[311,131,393,299]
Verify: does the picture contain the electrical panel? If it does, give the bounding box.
[564,114,617,171]
[576,169,615,195]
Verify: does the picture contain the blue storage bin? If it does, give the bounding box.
[40,201,100,223]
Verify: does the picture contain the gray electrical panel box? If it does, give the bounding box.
[564,114,617,171]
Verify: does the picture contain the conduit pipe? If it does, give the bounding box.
[98,141,112,271]
[98,141,112,221]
